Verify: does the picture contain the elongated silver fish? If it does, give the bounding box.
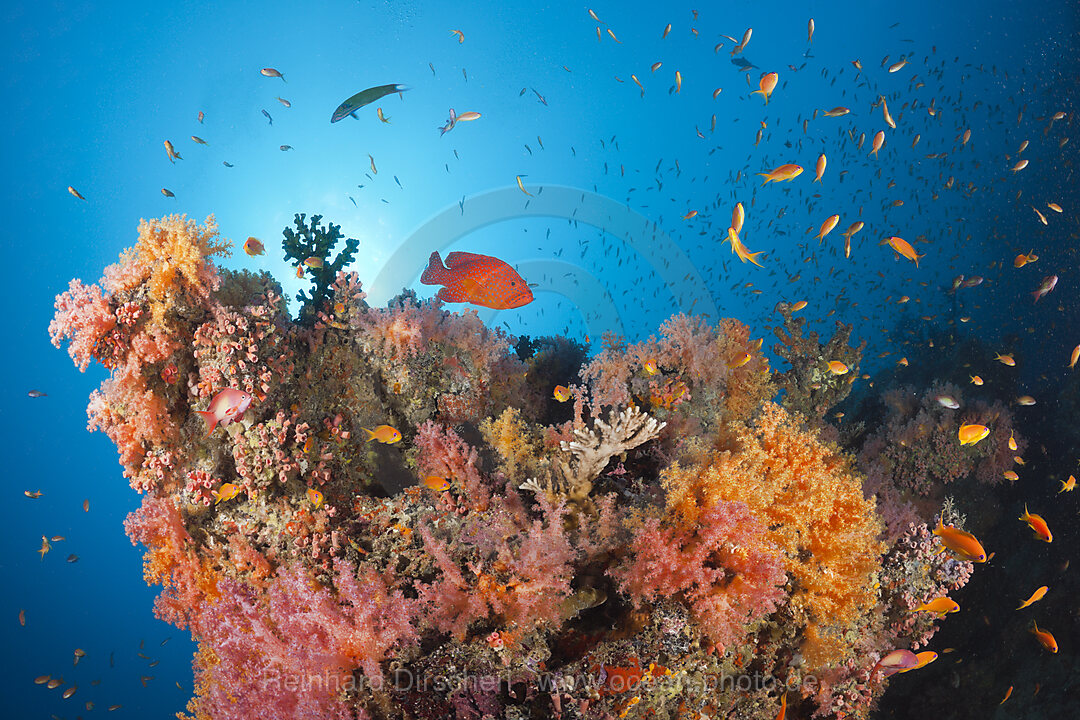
[331,84,408,123]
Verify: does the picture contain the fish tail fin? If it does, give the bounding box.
[757,174,771,186]
[360,427,376,441]
[746,250,766,267]
[194,410,217,436]
[420,252,447,285]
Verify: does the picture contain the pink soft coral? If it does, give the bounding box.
[185,559,415,720]
[48,279,118,371]
[612,500,786,652]
[415,490,577,642]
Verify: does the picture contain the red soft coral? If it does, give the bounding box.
[612,500,786,652]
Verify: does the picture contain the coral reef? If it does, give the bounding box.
[771,302,866,418]
[50,215,980,720]
[282,213,360,325]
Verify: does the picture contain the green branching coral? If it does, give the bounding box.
[281,213,359,325]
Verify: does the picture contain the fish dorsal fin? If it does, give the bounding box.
[444,251,491,268]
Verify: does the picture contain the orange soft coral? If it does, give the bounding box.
[480,406,543,482]
[662,402,885,669]
[109,214,231,326]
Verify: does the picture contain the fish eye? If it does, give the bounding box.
[511,281,516,286]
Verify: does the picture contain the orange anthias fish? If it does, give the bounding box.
[757,163,803,185]
[752,71,779,103]
[933,517,987,562]
[958,423,990,446]
[869,130,885,156]
[726,228,765,267]
[902,651,938,672]
[1016,585,1048,610]
[727,352,752,368]
[212,483,241,505]
[816,214,840,241]
[1019,505,1052,542]
[1031,622,1057,653]
[422,475,450,492]
[421,251,533,309]
[1013,250,1038,268]
[362,425,402,444]
[732,202,745,233]
[910,597,959,615]
[1059,475,1076,493]
[884,236,924,267]
[195,388,253,435]
[306,488,324,508]
[553,384,571,402]
[827,360,849,375]
[243,237,265,256]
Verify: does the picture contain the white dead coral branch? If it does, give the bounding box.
[558,405,666,504]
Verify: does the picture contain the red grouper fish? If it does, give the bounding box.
[420,251,534,309]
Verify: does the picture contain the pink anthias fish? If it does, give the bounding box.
[194,388,253,435]
[872,649,919,677]
[1032,274,1058,302]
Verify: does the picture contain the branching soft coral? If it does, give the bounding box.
[579,315,772,445]
[119,214,231,326]
[771,303,866,418]
[185,559,413,720]
[125,494,220,628]
[480,407,544,483]
[663,402,885,669]
[89,363,182,491]
[612,500,786,652]
[48,279,118,371]
[415,491,577,642]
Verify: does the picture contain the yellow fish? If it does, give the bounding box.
[362,425,402,444]
[725,227,765,267]
[910,597,959,616]
[757,163,803,185]
[827,360,849,375]
[958,424,990,446]
[213,483,241,505]
[884,236,924,267]
[1016,586,1048,610]
[423,475,450,492]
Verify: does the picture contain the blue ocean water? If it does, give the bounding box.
[2,0,1077,717]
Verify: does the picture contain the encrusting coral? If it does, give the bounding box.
[50,215,975,720]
